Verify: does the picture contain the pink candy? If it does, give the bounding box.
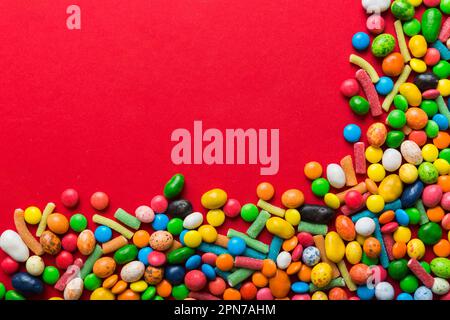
[340,79,360,97]
[150,195,168,213]
[381,222,399,233]
[223,198,241,218]
[135,205,155,223]
[147,251,166,267]
[422,185,443,207]
[366,15,385,35]
[61,233,78,252]
[202,252,218,265]
[441,192,450,211]
[61,188,79,208]
[296,232,314,247]
[291,244,304,262]
[256,288,274,300]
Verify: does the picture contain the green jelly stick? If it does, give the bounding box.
[298,221,328,235]
[436,95,450,123]
[227,229,269,254]
[415,200,429,225]
[246,210,271,239]
[80,245,103,279]
[227,268,255,287]
[114,208,141,230]
[309,277,345,293]
[257,199,285,217]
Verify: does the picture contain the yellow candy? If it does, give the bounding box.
[399,83,422,107]
[311,291,328,300]
[48,297,64,300]
[265,217,295,239]
[393,226,412,243]
[130,280,148,293]
[345,241,362,265]
[184,230,202,248]
[399,163,419,183]
[324,231,345,263]
[409,58,427,73]
[366,194,385,213]
[206,209,225,227]
[356,234,366,246]
[378,174,403,202]
[90,287,115,300]
[324,193,340,210]
[367,163,386,182]
[201,188,228,209]
[408,0,422,6]
[422,144,439,162]
[434,159,449,175]
[198,225,218,243]
[284,209,301,226]
[365,146,383,163]
[407,238,425,260]
[408,35,427,58]
[311,262,332,288]
[438,79,450,97]
[24,206,42,225]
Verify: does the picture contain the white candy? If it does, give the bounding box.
[183,212,203,230]
[375,281,395,300]
[0,229,30,262]
[382,148,402,172]
[120,261,145,282]
[355,217,376,236]
[64,277,84,300]
[135,205,155,223]
[362,0,390,14]
[432,278,450,295]
[276,251,292,270]
[326,164,346,189]
[400,140,423,165]
[26,255,45,276]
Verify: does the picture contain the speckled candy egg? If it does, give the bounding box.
[93,257,116,278]
[335,215,356,241]
[432,278,450,295]
[120,261,145,282]
[39,230,61,255]
[144,266,164,285]
[349,263,371,285]
[430,257,450,278]
[25,255,45,276]
[149,231,173,251]
[135,205,155,223]
[371,34,396,57]
[77,230,96,255]
[375,281,395,300]
[400,140,423,165]
[302,246,321,267]
[414,286,433,300]
[64,277,84,300]
[367,123,387,147]
[311,262,333,288]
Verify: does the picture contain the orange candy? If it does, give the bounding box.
[102,274,118,289]
[261,259,277,278]
[223,288,241,300]
[433,239,450,257]
[392,242,407,259]
[111,280,128,294]
[286,261,302,275]
[252,272,268,287]
[132,230,150,248]
[281,189,305,208]
[239,282,257,300]
[117,289,140,300]
[406,108,428,130]
[156,279,172,297]
[304,161,323,180]
[438,175,450,192]
[215,254,234,271]
[298,264,311,282]
[382,52,404,77]
[363,237,381,258]
[335,215,356,241]
[349,263,370,285]
[256,182,275,201]
[282,236,298,251]
[46,213,69,234]
[328,287,348,300]
[408,130,428,147]
[433,131,450,149]
[379,210,395,224]
[427,206,445,223]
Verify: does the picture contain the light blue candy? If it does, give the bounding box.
[432,41,450,61]
[291,282,309,294]
[243,247,266,260]
[397,292,414,300]
[198,243,228,255]
[152,214,169,231]
[179,229,188,246]
[138,247,152,266]
[414,286,433,300]
[395,209,410,226]
[343,124,362,143]
[268,236,283,261]
[375,76,394,95]
[228,237,247,256]
[352,32,370,51]
[433,113,449,130]
[201,264,216,280]
[373,218,389,268]
[185,255,202,270]
[94,226,112,243]
[357,285,375,300]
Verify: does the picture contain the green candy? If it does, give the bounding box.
[167,247,195,264]
[141,286,156,300]
[430,257,450,278]
[418,222,442,245]
[42,266,60,285]
[420,100,438,117]
[421,8,442,43]
[361,252,378,266]
[441,0,450,14]
[240,203,259,222]
[400,274,419,293]
[5,290,25,300]
[167,218,184,235]
[432,61,450,79]
[421,261,431,274]
[391,0,415,21]
[425,120,439,138]
[394,94,409,111]
[418,162,439,184]
[311,178,330,197]
[405,207,421,225]
[84,273,102,291]
[387,109,406,128]
[114,244,138,264]
[403,18,421,37]
[388,259,408,280]
[371,34,396,57]
[70,213,88,232]
[439,148,450,163]
[0,282,5,300]
[349,96,370,115]
[164,173,185,199]
[153,295,164,300]
[172,284,189,300]
[386,131,405,148]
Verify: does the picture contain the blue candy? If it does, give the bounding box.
[375,76,394,95]
[152,214,169,231]
[395,209,410,226]
[268,236,283,261]
[227,237,247,256]
[291,282,309,294]
[165,265,186,285]
[179,229,189,246]
[352,32,370,51]
[11,272,44,296]
[185,255,202,270]
[302,246,321,267]
[414,286,433,300]
[433,113,449,130]
[401,180,424,208]
[138,247,153,266]
[201,264,216,280]
[343,124,362,143]
[357,285,375,300]
[94,226,112,243]
[397,292,414,300]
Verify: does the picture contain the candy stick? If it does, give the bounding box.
[13,209,44,256]
[55,258,84,291]
[433,40,450,60]
[408,258,435,288]
[297,221,328,235]
[243,247,266,260]
[215,267,232,281]
[92,214,134,239]
[268,236,283,261]
[382,65,412,111]
[101,235,128,254]
[188,292,221,300]
[309,277,345,293]
[227,229,269,254]
[414,199,430,225]
[214,234,229,248]
[382,233,394,261]
[166,240,183,253]
[341,192,369,216]
[227,268,255,287]
[349,54,379,83]
[355,69,382,117]
[246,210,271,239]
[198,243,228,255]
[340,155,357,187]
[256,199,285,217]
[337,260,357,291]
[36,202,55,237]
[114,208,141,230]
[351,210,377,222]
[79,245,103,279]
[373,218,389,268]
[234,256,264,270]
[439,17,450,43]
[436,95,450,123]
[336,182,367,203]
[354,142,366,175]
[394,20,411,63]
[313,235,340,278]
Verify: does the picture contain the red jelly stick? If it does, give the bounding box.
[408,258,435,288]
[354,142,366,174]
[234,256,264,270]
[341,192,369,216]
[355,69,382,117]
[54,258,84,291]
[382,233,394,261]
[439,17,450,43]
[189,292,221,300]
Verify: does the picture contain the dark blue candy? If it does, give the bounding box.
[164,265,186,285]
[11,272,44,296]
[401,180,424,208]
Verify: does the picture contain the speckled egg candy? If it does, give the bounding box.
[39,231,61,255]
[311,262,332,288]
[430,257,450,278]
[144,266,164,285]
[335,215,356,241]
[371,33,396,57]
[432,278,450,295]
[367,123,387,147]
[302,246,321,267]
[120,261,145,282]
[401,140,423,165]
[135,205,155,223]
[77,230,96,255]
[93,257,116,278]
[149,231,173,251]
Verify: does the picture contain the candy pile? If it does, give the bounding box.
[1,0,450,301]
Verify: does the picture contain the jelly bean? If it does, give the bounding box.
[391,0,415,21]
[409,35,428,58]
[399,83,422,107]
[281,189,304,208]
[201,188,227,210]
[421,8,442,43]
[349,96,370,115]
[266,217,295,239]
[164,173,185,199]
[325,231,345,263]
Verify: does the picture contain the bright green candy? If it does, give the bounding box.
[430,258,450,278]
[70,213,88,232]
[172,284,189,300]
[371,34,396,57]
[349,96,370,115]
[420,100,438,117]
[361,252,378,266]
[391,0,415,21]
[42,266,60,285]
[418,222,442,245]
[241,203,259,222]
[394,94,409,111]
[421,8,442,43]
[400,274,419,293]
[167,218,184,235]
[153,295,164,300]
[441,0,450,14]
[386,131,405,148]
[311,178,330,197]
[387,109,406,128]
[164,173,185,199]
[405,207,421,225]
[403,19,421,37]
[425,120,439,138]
[5,290,25,300]
[440,148,450,163]
[167,247,195,264]
[84,273,102,291]
[418,162,439,184]
[421,261,431,274]
[141,286,156,300]
[0,282,5,300]
[433,61,450,79]
[388,259,408,280]
[114,244,138,264]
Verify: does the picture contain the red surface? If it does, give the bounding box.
[0,0,429,299]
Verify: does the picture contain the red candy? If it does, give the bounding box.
[409,131,428,147]
[297,232,314,247]
[0,257,20,275]
[208,277,227,296]
[424,0,441,7]
[61,188,79,208]
[344,190,364,209]
[380,222,399,233]
[150,195,168,213]
[291,244,304,261]
[184,270,207,291]
[240,282,257,300]
[55,251,74,270]
[424,48,441,66]
[61,233,78,252]
[148,251,167,267]
[256,287,274,300]
[90,191,109,211]
[201,253,217,266]
[223,198,241,218]
[340,79,360,97]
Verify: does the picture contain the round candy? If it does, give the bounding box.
[138,247,152,265]
[302,246,321,267]
[240,203,259,222]
[340,79,359,97]
[94,226,112,243]
[311,178,330,197]
[183,230,202,248]
[152,214,169,231]
[281,189,304,208]
[184,270,206,291]
[304,161,323,180]
[375,282,395,300]
[400,274,419,293]
[0,257,19,275]
[56,251,74,269]
[223,199,241,218]
[47,213,69,234]
[42,266,60,285]
[343,124,361,143]
[70,213,88,232]
[227,237,246,256]
[375,76,394,95]
[414,286,433,300]
[61,188,79,208]
[24,206,42,225]
[90,191,109,210]
[135,205,155,223]
[352,32,370,51]
[256,182,275,201]
[403,18,421,36]
[150,195,168,213]
[382,53,405,77]
[25,256,45,276]
[84,273,102,291]
[349,96,370,115]
[206,209,225,227]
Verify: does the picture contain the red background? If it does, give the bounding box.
[0,0,401,298]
